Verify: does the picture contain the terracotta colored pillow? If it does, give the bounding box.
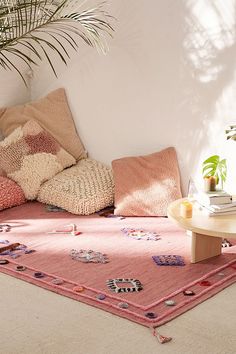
[112,147,182,216]
[0,176,26,211]
[0,88,86,160]
[0,120,76,200]
[38,158,114,215]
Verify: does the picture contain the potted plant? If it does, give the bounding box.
[202,155,227,191]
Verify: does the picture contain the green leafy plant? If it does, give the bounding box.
[225,125,236,141]
[0,0,114,84]
[202,155,227,190]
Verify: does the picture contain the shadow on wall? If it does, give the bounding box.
[29,0,236,195]
[174,0,236,191]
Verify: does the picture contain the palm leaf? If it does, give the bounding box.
[225,125,236,141]
[0,0,114,84]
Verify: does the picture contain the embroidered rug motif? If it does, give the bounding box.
[0,202,236,329]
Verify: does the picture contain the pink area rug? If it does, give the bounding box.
[0,202,236,332]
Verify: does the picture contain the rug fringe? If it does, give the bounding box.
[151,327,172,344]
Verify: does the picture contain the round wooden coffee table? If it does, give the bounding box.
[167,198,236,263]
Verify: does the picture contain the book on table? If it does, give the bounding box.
[194,190,232,206]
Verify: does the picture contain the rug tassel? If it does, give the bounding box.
[151,327,172,344]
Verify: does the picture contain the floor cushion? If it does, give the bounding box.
[37,159,114,215]
[112,147,182,216]
[0,120,76,200]
[0,176,26,211]
[0,88,86,160]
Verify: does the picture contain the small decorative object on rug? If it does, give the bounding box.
[46,205,65,212]
[70,249,109,264]
[73,286,84,293]
[199,280,212,287]
[0,242,35,258]
[34,272,45,278]
[118,302,129,309]
[97,206,125,219]
[183,290,195,296]
[165,300,176,306]
[145,312,157,319]
[121,228,161,241]
[0,259,9,265]
[152,255,185,266]
[0,224,11,232]
[51,279,64,285]
[106,278,143,293]
[96,294,106,300]
[48,224,81,236]
[222,239,232,247]
[16,265,26,271]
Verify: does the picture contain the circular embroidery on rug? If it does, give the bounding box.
[121,228,161,241]
[73,286,84,293]
[96,294,106,300]
[106,278,143,293]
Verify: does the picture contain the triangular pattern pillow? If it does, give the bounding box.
[0,88,86,160]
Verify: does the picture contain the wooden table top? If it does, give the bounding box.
[167,198,236,238]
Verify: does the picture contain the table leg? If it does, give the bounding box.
[191,232,222,263]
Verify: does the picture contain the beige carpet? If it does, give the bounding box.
[1,273,236,354]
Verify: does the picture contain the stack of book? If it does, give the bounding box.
[194,190,236,216]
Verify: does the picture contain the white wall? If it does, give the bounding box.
[28,0,236,194]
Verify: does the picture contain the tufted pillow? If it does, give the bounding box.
[37,158,114,215]
[0,176,26,211]
[112,147,182,216]
[0,88,87,160]
[0,120,76,200]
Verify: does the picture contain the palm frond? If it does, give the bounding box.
[0,0,114,84]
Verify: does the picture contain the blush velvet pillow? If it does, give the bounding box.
[112,147,182,216]
[0,176,26,211]
[0,88,86,161]
[0,120,76,200]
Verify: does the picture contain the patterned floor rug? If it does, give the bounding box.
[0,202,236,337]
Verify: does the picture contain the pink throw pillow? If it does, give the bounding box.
[112,147,182,216]
[0,176,26,211]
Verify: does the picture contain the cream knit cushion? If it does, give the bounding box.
[0,88,86,160]
[38,159,114,215]
[0,120,76,200]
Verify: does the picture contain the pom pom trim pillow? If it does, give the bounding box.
[0,88,86,160]
[0,120,76,200]
[38,158,114,215]
[112,147,182,216]
[0,176,26,211]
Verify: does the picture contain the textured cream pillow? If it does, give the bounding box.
[112,147,182,216]
[38,159,114,215]
[0,88,86,160]
[0,120,76,200]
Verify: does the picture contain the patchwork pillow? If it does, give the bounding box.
[0,120,76,200]
[112,147,182,216]
[0,88,86,160]
[0,176,26,211]
[37,158,114,215]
